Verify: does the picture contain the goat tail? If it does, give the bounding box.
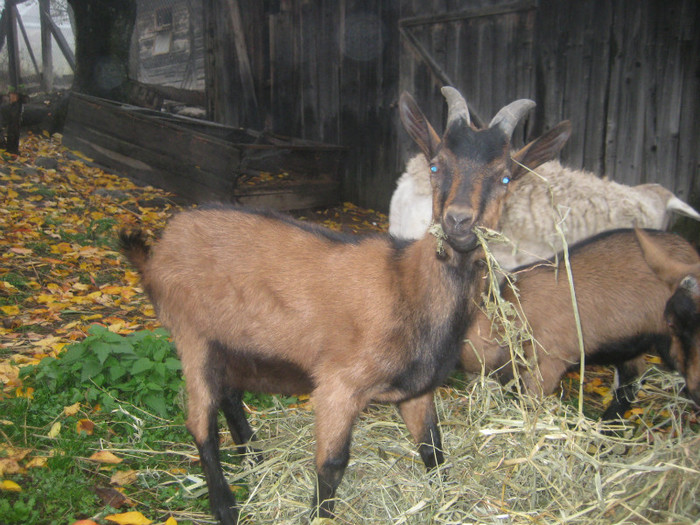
[667,196,700,221]
[119,228,151,274]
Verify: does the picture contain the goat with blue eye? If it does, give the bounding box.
[119,86,568,524]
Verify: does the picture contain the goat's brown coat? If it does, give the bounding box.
[463,229,700,411]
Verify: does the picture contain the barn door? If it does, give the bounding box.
[398,0,538,147]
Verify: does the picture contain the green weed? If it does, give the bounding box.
[22,325,183,419]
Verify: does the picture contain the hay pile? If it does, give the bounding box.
[167,372,696,524]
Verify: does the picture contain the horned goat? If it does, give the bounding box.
[462,228,700,418]
[119,87,571,524]
[389,154,700,269]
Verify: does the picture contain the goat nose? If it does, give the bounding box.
[445,209,473,234]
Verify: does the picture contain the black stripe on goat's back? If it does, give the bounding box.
[196,203,364,245]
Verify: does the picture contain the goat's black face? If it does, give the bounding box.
[431,123,511,252]
[664,275,700,406]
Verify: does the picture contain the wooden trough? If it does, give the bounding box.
[61,92,345,210]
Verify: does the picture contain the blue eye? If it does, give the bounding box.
[430,165,438,173]
[502,176,510,185]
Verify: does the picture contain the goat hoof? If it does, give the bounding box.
[214,506,239,525]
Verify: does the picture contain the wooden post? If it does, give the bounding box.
[40,0,53,91]
[6,1,21,90]
[224,0,260,128]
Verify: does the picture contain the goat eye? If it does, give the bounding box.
[501,176,511,185]
[430,164,438,174]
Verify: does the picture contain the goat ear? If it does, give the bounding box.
[510,120,572,180]
[399,91,441,160]
[635,228,699,289]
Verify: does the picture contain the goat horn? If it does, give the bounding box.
[441,86,471,128]
[489,99,536,138]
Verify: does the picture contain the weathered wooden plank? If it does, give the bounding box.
[62,123,236,202]
[64,94,240,176]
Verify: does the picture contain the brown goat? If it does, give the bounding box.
[463,229,700,418]
[635,228,700,406]
[120,86,570,524]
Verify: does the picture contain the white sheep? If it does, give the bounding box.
[389,154,700,269]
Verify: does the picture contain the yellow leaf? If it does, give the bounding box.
[64,402,81,416]
[15,386,34,399]
[110,469,138,486]
[0,479,22,492]
[164,517,177,525]
[48,422,61,438]
[0,305,20,316]
[0,459,21,476]
[104,511,152,525]
[26,456,49,469]
[89,450,123,464]
[0,362,20,384]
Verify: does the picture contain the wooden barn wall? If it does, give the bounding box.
[209,0,699,222]
[258,0,402,211]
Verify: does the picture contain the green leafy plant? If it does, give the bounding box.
[22,325,183,418]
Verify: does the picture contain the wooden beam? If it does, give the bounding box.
[399,26,485,128]
[15,5,41,78]
[399,0,537,28]
[39,0,53,91]
[42,5,75,71]
[224,0,260,128]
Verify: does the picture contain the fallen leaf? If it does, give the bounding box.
[104,511,152,525]
[164,518,177,525]
[48,421,61,438]
[110,469,138,486]
[0,459,21,476]
[0,305,20,316]
[0,479,22,492]
[64,402,81,416]
[15,386,34,399]
[77,419,95,435]
[89,450,123,464]
[71,520,99,525]
[26,456,49,469]
[94,486,133,509]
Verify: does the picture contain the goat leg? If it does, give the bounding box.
[310,388,361,519]
[602,356,647,420]
[221,388,263,462]
[397,391,444,470]
[193,407,239,525]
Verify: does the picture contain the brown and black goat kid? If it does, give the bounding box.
[119,86,569,524]
[463,229,700,419]
[635,228,700,406]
